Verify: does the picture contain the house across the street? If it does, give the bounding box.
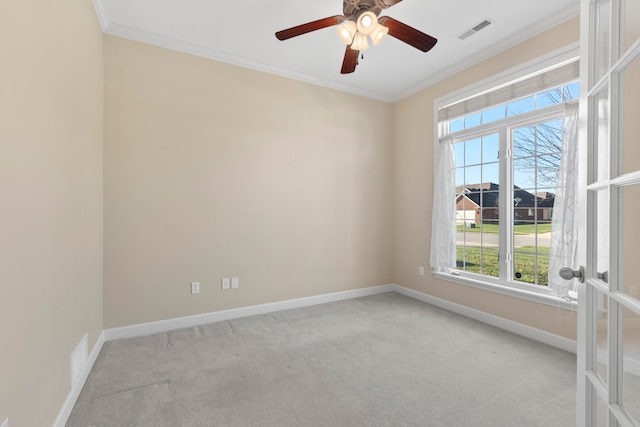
[455,183,554,226]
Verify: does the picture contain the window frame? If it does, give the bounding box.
[432,43,580,310]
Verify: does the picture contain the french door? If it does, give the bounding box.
[577,0,640,425]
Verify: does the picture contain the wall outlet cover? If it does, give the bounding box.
[221,278,230,290]
[191,282,200,294]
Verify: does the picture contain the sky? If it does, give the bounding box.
[451,82,579,193]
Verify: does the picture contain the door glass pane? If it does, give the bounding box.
[595,189,610,286]
[589,384,609,427]
[594,0,611,84]
[594,384,609,426]
[621,55,640,175]
[623,0,640,52]
[595,288,609,384]
[622,306,640,424]
[593,87,610,182]
[621,184,640,300]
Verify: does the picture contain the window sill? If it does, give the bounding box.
[433,271,578,311]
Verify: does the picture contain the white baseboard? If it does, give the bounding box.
[104,284,395,341]
[103,283,576,355]
[392,285,578,354]
[53,331,106,427]
[55,283,578,426]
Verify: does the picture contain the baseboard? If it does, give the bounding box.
[53,331,106,427]
[103,283,576,355]
[104,284,395,341]
[56,283,577,425]
[392,285,578,354]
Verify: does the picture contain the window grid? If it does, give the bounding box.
[449,84,578,289]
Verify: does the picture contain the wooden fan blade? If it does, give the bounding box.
[341,46,359,74]
[275,15,346,40]
[378,16,437,52]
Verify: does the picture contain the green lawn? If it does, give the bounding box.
[456,245,550,286]
[456,223,552,235]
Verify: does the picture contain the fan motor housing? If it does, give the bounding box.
[343,0,387,19]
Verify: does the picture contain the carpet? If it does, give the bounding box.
[67,292,576,426]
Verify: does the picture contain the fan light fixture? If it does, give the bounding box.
[356,11,377,35]
[336,11,388,51]
[351,32,369,51]
[336,21,357,44]
[370,24,389,46]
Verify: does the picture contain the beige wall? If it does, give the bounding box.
[392,17,581,340]
[103,36,394,328]
[1,8,587,424]
[0,0,103,426]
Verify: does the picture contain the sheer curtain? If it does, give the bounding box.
[430,137,456,272]
[547,102,580,296]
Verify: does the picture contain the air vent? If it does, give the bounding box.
[458,18,493,40]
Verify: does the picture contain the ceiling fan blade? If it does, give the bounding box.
[341,47,359,74]
[275,15,346,41]
[378,16,437,52]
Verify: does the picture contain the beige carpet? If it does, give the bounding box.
[67,292,576,426]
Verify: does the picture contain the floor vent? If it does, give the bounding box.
[458,19,493,40]
[70,334,89,387]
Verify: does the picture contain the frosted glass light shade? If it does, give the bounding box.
[350,32,369,51]
[356,11,377,36]
[370,24,389,46]
[336,21,357,45]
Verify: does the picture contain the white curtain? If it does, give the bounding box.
[430,137,457,272]
[547,102,580,296]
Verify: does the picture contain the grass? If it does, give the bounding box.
[456,223,552,235]
[456,245,550,286]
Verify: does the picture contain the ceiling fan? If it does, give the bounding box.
[275,0,437,74]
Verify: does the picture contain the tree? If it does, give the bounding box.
[510,85,578,189]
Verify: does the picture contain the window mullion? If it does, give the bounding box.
[499,127,513,283]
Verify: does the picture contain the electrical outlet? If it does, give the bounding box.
[191,282,200,294]
[221,278,230,290]
[419,266,425,276]
[1,417,8,427]
[231,277,239,289]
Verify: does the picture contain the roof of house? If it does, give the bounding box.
[456,183,555,208]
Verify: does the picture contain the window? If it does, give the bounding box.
[431,50,580,306]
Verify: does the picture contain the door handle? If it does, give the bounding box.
[597,271,608,283]
[559,266,585,283]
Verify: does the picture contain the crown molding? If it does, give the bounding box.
[392,4,580,103]
[91,0,110,31]
[102,22,394,103]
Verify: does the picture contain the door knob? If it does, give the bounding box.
[559,266,585,283]
[597,271,608,283]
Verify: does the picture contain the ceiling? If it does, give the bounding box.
[93,0,579,103]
